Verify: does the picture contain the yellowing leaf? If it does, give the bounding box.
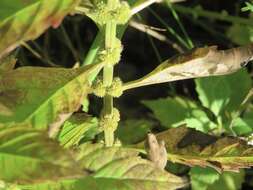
[123,44,253,90]
[18,143,188,190]
[136,126,253,172]
[0,126,86,184]
[74,143,188,190]
[0,0,80,58]
[0,62,104,129]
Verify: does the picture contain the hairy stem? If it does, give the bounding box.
[103,0,118,147]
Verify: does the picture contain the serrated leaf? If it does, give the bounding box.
[75,143,140,172]
[0,62,103,129]
[123,44,253,91]
[93,156,187,190]
[0,126,85,184]
[195,70,252,116]
[190,167,220,190]
[136,126,253,172]
[58,113,99,148]
[143,96,216,132]
[0,0,80,59]
[116,119,153,144]
[26,144,186,190]
[79,144,188,189]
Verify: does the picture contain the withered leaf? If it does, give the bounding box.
[136,126,253,172]
[0,62,104,130]
[0,126,86,184]
[123,44,253,90]
[73,143,187,190]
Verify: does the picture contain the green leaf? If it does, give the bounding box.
[195,76,230,116]
[0,62,104,130]
[0,0,80,58]
[190,167,220,190]
[58,113,99,148]
[227,24,253,45]
[0,126,85,184]
[116,119,153,144]
[195,70,252,117]
[136,126,253,172]
[207,170,245,190]
[231,117,253,136]
[242,2,253,12]
[143,96,216,132]
[191,167,245,190]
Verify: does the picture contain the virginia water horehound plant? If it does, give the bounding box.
[1,0,253,189]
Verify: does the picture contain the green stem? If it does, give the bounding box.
[82,31,104,66]
[173,4,253,27]
[165,0,194,49]
[103,0,118,147]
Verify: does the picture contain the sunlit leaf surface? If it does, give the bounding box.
[0,0,80,58]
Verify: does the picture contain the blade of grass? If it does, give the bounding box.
[137,14,162,63]
[165,0,194,49]
[60,25,80,63]
[148,7,189,49]
[129,20,184,53]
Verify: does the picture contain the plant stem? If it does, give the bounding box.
[103,0,118,147]
[173,4,253,27]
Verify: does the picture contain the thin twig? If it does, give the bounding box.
[129,20,184,53]
[131,0,186,15]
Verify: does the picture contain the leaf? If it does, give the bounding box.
[0,0,80,59]
[195,76,230,116]
[123,44,253,90]
[74,143,187,190]
[231,117,253,136]
[21,175,185,190]
[0,126,85,184]
[143,96,216,132]
[0,62,104,129]
[93,157,187,190]
[136,126,253,172]
[190,167,220,190]
[58,113,99,148]
[75,143,140,172]
[227,24,253,45]
[191,167,244,190]
[207,170,245,190]
[23,143,187,190]
[242,2,253,12]
[195,70,252,117]
[116,119,153,144]
[0,56,16,74]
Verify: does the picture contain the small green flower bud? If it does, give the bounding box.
[107,77,123,97]
[92,78,106,97]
